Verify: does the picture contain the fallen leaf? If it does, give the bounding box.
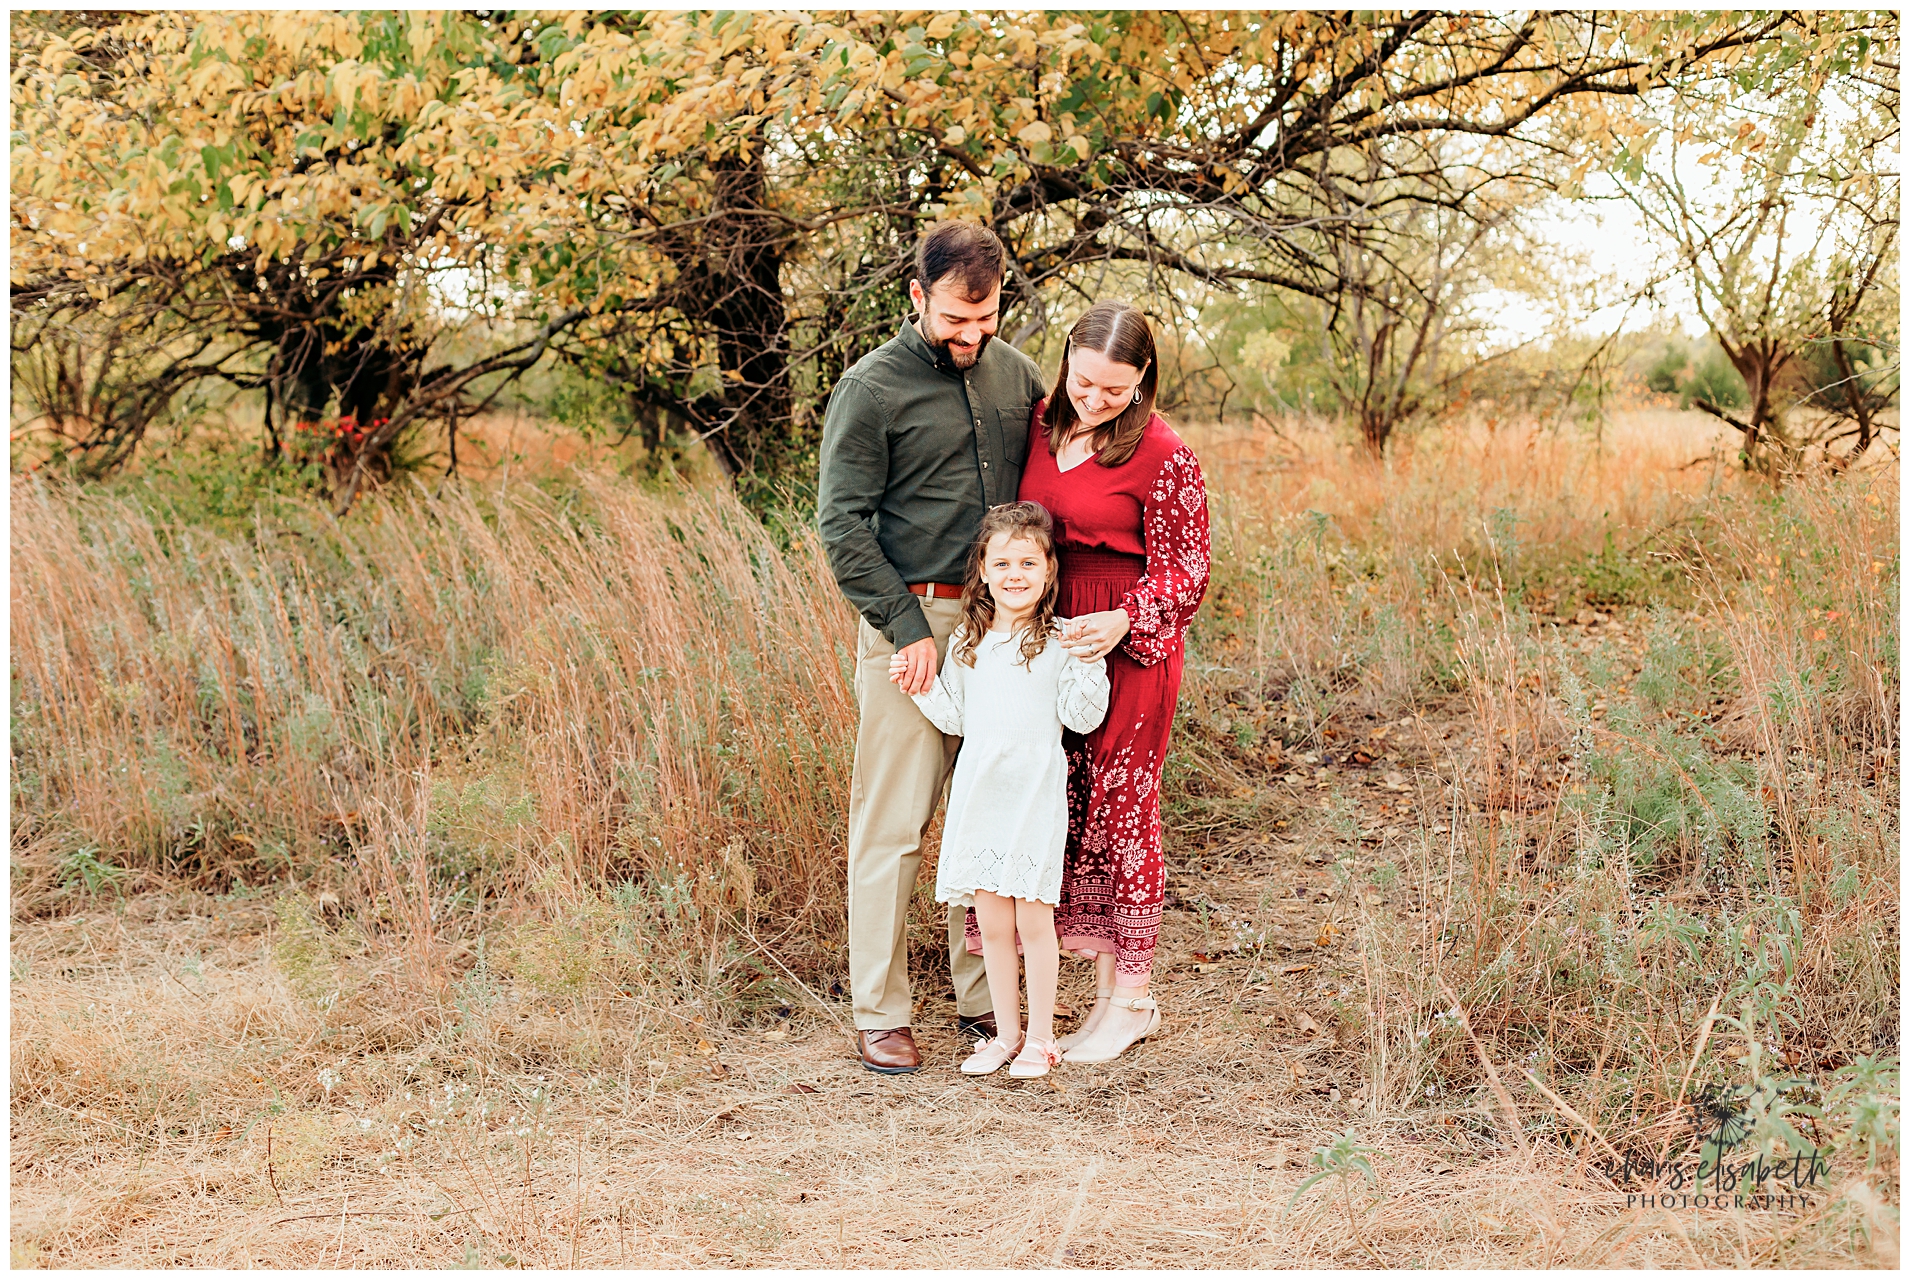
[709,1062,730,1081]
[1315,922,1339,948]
[1196,962,1219,974]
[785,1083,819,1095]
[1294,1011,1322,1037]
[762,1030,787,1042]
[1280,963,1313,975]
[694,1039,717,1057]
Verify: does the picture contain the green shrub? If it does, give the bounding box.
[1684,347,1748,410]
[1645,343,1689,394]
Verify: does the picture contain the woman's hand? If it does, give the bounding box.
[1061,609,1130,662]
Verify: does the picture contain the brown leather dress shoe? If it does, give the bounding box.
[857,1027,922,1074]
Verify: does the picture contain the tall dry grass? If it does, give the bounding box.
[10,407,1900,1267]
[11,475,857,972]
[1165,410,1898,1196]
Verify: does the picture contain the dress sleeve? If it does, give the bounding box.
[909,630,968,735]
[1118,444,1212,667]
[1056,639,1110,734]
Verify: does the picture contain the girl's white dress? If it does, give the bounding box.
[911,621,1111,906]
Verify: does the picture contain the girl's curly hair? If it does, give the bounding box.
[951,501,1061,669]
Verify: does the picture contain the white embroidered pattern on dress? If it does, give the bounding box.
[1117,445,1211,667]
[1054,437,1210,980]
[940,845,1063,905]
[1057,656,1111,732]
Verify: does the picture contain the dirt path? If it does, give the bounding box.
[1,906,1632,1270]
[9,702,1888,1267]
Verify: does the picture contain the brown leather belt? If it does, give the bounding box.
[908,582,965,600]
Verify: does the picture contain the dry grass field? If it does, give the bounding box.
[10,409,1900,1267]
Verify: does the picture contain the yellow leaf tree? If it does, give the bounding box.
[12,10,1832,497]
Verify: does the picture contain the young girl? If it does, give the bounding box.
[890,502,1110,1078]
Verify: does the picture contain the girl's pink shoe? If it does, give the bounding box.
[1009,1035,1062,1079]
[961,1032,1024,1076]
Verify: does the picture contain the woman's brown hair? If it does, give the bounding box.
[1040,300,1159,468]
[951,502,1061,669]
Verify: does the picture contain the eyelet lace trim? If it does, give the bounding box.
[939,844,1061,904]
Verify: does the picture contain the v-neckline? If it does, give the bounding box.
[1056,449,1097,474]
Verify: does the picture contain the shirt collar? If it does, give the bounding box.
[899,318,967,378]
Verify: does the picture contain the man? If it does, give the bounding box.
[817,222,1049,1073]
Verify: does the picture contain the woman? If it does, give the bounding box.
[1019,299,1210,1064]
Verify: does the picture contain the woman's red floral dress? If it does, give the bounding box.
[1014,405,1211,980]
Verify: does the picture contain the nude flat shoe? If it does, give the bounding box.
[1061,995,1161,1064]
[1056,988,1113,1052]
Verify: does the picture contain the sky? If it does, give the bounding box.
[1478,181,1708,351]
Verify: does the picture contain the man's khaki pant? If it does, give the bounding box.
[846,596,991,1030]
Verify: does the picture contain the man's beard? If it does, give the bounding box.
[919,317,992,370]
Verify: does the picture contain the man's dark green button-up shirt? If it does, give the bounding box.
[817,322,1049,649]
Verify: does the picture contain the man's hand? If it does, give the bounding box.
[1062,609,1131,662]
[887,636,940,695]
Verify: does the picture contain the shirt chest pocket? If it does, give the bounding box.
[997,404,1034,467]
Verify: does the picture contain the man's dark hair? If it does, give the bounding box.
[915,221,1007,302]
